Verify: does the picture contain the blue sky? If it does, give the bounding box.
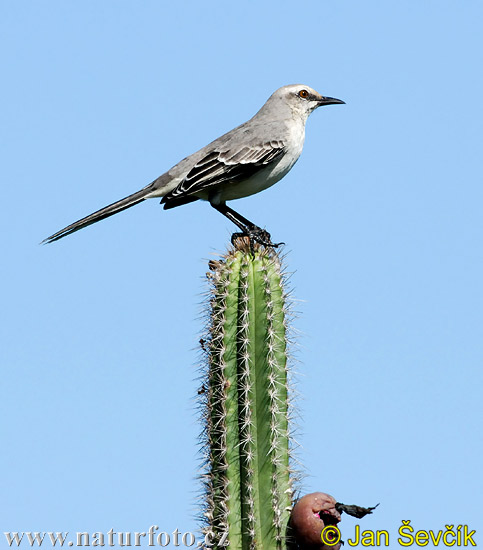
[1,1,482,547]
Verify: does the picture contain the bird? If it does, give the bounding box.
[42,84,344,246]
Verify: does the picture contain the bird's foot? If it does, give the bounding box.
[231,228,284,252]
[249,228,284,248]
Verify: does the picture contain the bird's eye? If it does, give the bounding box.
[298,89,309,99]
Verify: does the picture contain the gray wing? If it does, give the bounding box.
[161,141,285,209]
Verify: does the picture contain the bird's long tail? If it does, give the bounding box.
[42,186,154,244]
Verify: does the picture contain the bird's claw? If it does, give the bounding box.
[250,228,284,248]
[231,228,284,252]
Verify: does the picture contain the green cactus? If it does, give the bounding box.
[200,239,294,550]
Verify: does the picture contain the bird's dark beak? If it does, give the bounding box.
[318,96,345,106]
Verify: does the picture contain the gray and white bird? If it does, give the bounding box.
[43,84,344,246]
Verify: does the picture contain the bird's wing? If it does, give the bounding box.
[161,141,285,207]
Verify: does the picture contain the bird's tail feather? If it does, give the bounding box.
[42,187,153,244]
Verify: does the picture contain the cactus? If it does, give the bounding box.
[199,238,294,550]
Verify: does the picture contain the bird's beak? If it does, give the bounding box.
[317,96,345,106]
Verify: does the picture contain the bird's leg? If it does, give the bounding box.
[211,202,284,249]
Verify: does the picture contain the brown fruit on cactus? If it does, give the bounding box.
[290,492,342,549]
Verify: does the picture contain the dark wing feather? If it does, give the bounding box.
[162,141,285,209]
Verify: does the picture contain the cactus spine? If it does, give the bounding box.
[200,240,293,549]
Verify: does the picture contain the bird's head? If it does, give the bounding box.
[264,84,345,121]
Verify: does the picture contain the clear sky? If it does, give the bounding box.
[1,1,482,548]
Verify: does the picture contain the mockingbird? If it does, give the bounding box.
[43,84,344,246]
